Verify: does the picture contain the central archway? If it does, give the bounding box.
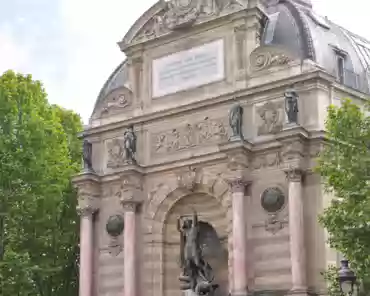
[163,193,229,296]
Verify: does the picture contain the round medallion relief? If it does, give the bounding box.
[261,187,285,213]
[106,214,124,237]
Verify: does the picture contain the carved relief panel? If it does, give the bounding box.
[256,100,284,136]
[151,117,228,155]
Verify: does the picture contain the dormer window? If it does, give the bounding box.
[331,45,348,84]
[337,54,345,83]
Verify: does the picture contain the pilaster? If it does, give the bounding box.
[117,167,143,296]
[73,171,101,296]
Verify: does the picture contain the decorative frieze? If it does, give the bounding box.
[257,101,284,136]
[152,117,228,154]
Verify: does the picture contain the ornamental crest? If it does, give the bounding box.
[164,0,201,29]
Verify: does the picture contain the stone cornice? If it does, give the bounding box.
[86,129,326,180]
[85,70,336,137]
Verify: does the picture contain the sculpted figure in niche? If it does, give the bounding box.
[178,211,218,295]
[123,126,137,164]
[229,103,244,140]
[82,139,93,171]
[284,88,299,124]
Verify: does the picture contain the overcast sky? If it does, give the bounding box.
[0,0,369,123]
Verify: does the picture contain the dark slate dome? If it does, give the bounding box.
[262,0,370,93]
[91,60,130,116]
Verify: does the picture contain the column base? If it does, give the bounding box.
[287,288,309,296]
[247,290,288,296]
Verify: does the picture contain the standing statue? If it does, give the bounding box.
[284,88,299,124]
[123,126,136,164]
[83,139,93,171]
[229,104,244,140]
[178,211,218,295]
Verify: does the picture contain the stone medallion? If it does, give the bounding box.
[261,187,285,213]
[106,214,124,237]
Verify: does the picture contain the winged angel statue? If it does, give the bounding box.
[177,211,219,295]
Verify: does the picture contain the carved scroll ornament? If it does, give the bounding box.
[250,46,295,72]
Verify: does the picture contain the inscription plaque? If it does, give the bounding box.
[152,39,225,97]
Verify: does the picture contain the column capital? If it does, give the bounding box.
[77,204,98,217]
[228,178,252,193]
[77,195,100,217]
[284,168,304,182]
[122,201,140,213]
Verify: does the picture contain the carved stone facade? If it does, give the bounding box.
[72,1,361,296]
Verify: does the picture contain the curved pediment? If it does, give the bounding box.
[91,87,133,120]
[119,0,245,50]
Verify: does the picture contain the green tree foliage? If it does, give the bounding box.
[317,99,370,290]
[321,266,341,296]
[0,71,82,295]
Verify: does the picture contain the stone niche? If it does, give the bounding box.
[163,193,229,296]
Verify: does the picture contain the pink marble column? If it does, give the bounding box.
[123,203,138,296]
[230,179,248,296]
[286,169,307,293]
[79,207,95,296]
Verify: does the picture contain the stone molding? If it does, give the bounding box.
[85,71,332,136]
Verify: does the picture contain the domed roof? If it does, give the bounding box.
[92,60,130,116]
[93,0,370,119]
[262,0,370,93]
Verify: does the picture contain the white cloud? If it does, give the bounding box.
[56,0,156,121]
[0,25,30,74]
